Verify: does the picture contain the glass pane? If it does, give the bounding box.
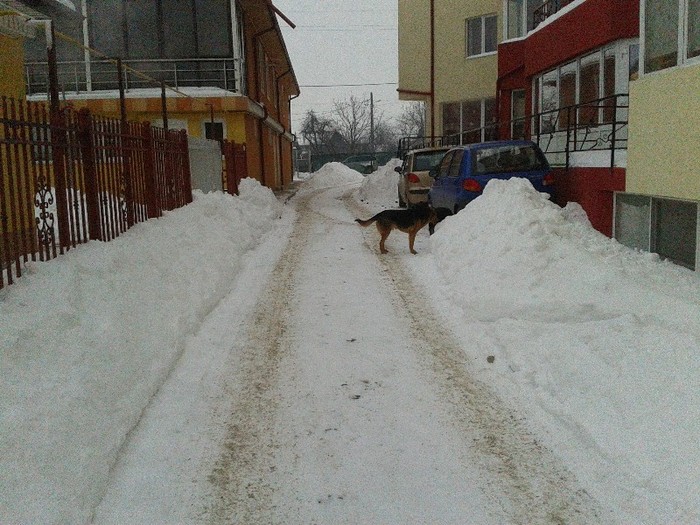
[448,150,464,177]
[507,0,524,39]
[89,0,125,58]
[484,98,498,140]
[461,100,481,143]
[653,198,698,269]
[526,0,540,31]
[579,53,600,126]
[602,49,616,123]
[688,0,700,59]
[629,43,640,81]
[484,15,498,52]
[467,18,482,56]
[540,70,558,133]
[125,0,160,59]
[196,0,232,57]
[163,0,196,58]
[644,0,679,72]
[615,194,651,251]
[511,90,526,139]
[558,62,577,129]
[442,103,460,137]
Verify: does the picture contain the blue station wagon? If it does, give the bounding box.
[428,140,554,214]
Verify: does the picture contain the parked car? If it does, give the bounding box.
[342,154,378,174]
[395,146,451,207]
[428,140,554,214]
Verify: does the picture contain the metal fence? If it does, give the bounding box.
[25,58,241,96]
[221,140,247,195]
[397,94,629,169]
[1,95,192,289]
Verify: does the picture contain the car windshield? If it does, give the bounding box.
[473,144,547,174]
[413,151,448,171]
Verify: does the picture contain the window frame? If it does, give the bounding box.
[641,0,700,75]
[466,14,498,58]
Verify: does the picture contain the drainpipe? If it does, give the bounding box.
[430,0,435,138]
[252,26,275,184]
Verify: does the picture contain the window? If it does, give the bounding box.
[533,43,632,131]
[466,14,497,57]
[615,194,699,270]
[88,0,232,60]
[511,89,526,139]
[442,98,497,143]
[448,150,464,177]
[204,121,224,141]
[643,0,699,72]
[504,0,543,39]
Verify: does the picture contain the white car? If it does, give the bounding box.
[396,146,451,207]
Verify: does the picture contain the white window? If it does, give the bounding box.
[466,14,498,57]
[442,98,497,142]
[504,0,542,39]
[642,0,700,73]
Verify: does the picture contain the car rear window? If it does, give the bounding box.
[473,144,547,174]
[413,151,448,171]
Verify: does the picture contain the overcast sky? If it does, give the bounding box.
[273,0,404,135]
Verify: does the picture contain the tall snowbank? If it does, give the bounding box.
[0,180,281,524]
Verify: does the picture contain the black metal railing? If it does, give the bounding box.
[25,58,241,96]
[533,0,575,27]
[397,94,629,170]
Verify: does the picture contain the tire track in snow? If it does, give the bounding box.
[205,193,313,524]
[346,193,607,524]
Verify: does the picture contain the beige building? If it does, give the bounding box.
[616,0,700,270]
[397,0,500,141]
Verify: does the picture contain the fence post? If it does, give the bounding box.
[77,108,102,241]
[117,58,134,228]
[48,31,71,253]
[180,130,193,204]
[141,122,160,219]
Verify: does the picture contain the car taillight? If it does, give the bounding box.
[462,178,482,192]
[543,173,555,186]
[407,173,421,183]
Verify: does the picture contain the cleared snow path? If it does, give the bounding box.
[95,183,605,524]
[207,184,604,524]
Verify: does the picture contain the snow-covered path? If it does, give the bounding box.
[94,183,602,524]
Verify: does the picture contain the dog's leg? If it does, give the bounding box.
[377,224,390,254]
[408,229,418,254]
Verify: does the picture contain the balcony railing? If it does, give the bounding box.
[397,94,629,170]
[533,0,575,28]
[25,58,243,97]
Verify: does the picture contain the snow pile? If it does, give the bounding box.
[357,158,402,208]
[430,177,700,520]
[0,180,281,524]
[296,161,363,194]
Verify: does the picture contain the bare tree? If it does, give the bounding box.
[397,101,426,138]
[300,110,335,154]
[331,95,372,154]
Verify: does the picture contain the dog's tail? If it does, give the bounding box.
[355,217,375,227]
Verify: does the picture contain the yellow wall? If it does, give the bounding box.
[627,65,700,200]
[397,0,431,97]
[0,35,26,98]
[397,0,500,134]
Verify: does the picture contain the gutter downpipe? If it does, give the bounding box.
[252,25,276,186]
[430,0,435,138]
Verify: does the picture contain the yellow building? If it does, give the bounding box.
[397,0,500,141]
[22,0,299,191]
[1,1,48,97]
[617,0,700,270]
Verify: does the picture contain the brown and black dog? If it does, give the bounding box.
[355,202,437,254]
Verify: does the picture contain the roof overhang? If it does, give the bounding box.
[0,1,45,37]
[240,0,300,97]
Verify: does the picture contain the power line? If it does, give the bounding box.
[300,82,397,88]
